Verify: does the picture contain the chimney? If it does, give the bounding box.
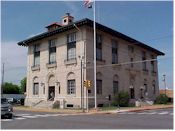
[62,13,74,26]
[45,22,62,32]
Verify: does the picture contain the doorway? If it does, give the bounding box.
[48,86,55,101]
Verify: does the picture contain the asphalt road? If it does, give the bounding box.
[1,108,173,129]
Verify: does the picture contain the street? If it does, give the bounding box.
[1,108,173,129]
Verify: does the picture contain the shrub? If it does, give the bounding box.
[113,91,130,107]
[155,94,169,104]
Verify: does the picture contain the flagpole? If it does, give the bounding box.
[93,0,97,109]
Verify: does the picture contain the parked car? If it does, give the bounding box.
[6,98,14,104]
[1,98,13,119]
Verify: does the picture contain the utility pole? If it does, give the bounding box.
[163,74,167,95]
[1,63,5,95]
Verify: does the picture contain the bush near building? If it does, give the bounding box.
[112,91,130,107]
[155,94,169,104]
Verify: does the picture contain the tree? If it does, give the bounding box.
[2,82,21,94]
[20,77,27,93]
[155,94,169,104]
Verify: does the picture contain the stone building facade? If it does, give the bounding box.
[18,13,164,108]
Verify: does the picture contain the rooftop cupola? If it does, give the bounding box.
[62,13,74,26]
[45,22,62,32]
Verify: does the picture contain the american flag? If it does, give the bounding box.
[84,0,93,8]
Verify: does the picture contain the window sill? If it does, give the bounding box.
[142,69,149,75]
[151,71,157,76]
[46,62,57,68]
[31,65,40,71]
[97,59,105,65]
[64,58,77,65]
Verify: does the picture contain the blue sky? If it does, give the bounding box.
[1,1,173,89]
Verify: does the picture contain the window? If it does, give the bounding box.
[97,79,102,94]
[67,79,76,95]
[151,55,155,72]
[67,33,76,60]
[130,58,134,68]
[153,81,156,94]
[112,40,118,64]
[96,34,102,60]
[49,39,56,64]
[130,88,135,99]
[128,45,134,53]
[142,51,146,70]
[113,81,118,95]
[33,44,40,66]
[33,83,39,95]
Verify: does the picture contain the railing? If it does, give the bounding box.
[33,100,44,107]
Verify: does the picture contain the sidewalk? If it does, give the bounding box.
[97,104,174,114]
[14,104,173,115]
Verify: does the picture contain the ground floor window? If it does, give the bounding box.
[113,81,118,96]
[97,79,102,94]
[33,83,39,95]
[67,79,76,95]
[130,88,135,99]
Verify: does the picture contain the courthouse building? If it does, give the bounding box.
[18,13,164,108]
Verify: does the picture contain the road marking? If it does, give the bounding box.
[1,119,13,122]
[147,112,157,115]
[170,113,173,115]
[22,115,39,118]
[158,112,169,115]
[137,112,148,114]
[16,114,30,116]
[14,117,26,120]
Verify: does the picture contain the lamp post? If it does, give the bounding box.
[163,74,167,95]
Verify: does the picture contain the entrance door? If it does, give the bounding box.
[48,86,55,101]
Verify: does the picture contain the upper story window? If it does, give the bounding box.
[130,58,134,68]
[96,34,102,60]
[97,79,102,94]
[67,32,76,60]
[142,51,147,71]
[49,39,56,64]
[151,55,155,72]
[112,40,118,64]
[67,32,76,43]
[33,44,40,66]
[128,45,134,53]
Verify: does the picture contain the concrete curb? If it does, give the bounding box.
[104,105,174,114]
[14,105,173,115]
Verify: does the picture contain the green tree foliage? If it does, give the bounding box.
[2,82,21,94]
[20,77,27,93]
[155,94,169,104]
[113,90,130,107]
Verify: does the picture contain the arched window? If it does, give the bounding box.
[48,75,55,87]
[67,72,76,95]
[96,72,102,94]
[152,80,156,94]
[130,77,135,99]
[33,77,39,95]
[113,75,119,96]
[48,75,56,100]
